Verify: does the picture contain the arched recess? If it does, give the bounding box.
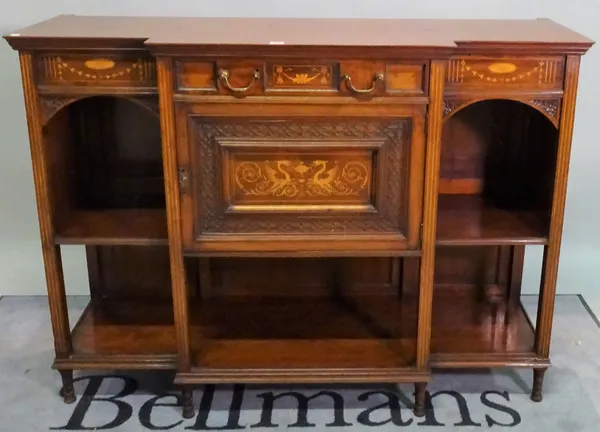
[439,98,559,234]
[41,95,165,216]
[443,98,560,128]
[40,94,159,126]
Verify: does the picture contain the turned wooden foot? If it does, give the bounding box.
[414,382,427,417]
[181,387,195,419]
[531,367,547,402]
[59,370,76,404]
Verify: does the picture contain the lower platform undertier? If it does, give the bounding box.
[4,295,596,430]
[56,288,542,377]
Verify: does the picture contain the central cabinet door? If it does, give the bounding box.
[175,103,425,255]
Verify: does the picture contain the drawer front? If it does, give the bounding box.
[446,57,564,90]
[385,63,428,95]
[175,59,427,97]
[36,54,156,88]
[177,59,264,95]
[177,105,424,254]
[339,60,427,96]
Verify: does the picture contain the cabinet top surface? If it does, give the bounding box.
[4,15,594,51]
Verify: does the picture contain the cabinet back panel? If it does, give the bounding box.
[206,258,400,297]
[86,246,199,300]
[62,97,165,210]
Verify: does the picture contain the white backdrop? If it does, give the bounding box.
[0,1,598,296]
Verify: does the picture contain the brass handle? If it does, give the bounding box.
[218,68,260,93]
[342,73,384,94]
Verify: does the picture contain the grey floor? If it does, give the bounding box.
[1,295,600,431]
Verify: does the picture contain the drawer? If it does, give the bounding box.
[176,59,264,95]
[175,59,427,97]
[176,104,426,254]
[446,56,564,90]
[339,61,427,96]
[35,53,156,89]
[266,61,426,95]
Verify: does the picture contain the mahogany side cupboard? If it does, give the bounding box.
[4,15,594,418]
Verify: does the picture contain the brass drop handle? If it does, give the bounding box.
[218,68,261,93]
[341,73,384,94]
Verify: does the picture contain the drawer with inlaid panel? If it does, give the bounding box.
[266,61,427,96]
[175,58,428,97]
[445,56,565,91]
[175,103,426,255]
[35,53,157,90]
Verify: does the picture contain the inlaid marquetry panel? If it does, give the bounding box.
[222,145,375,210]
[188,118,411,238]
[36,54,157,88]
[266,64,337,91]
[446,57,564,89]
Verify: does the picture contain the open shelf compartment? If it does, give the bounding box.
[437,194,548,245]
[58,298,177,369]
[186,295,419,383]
[42,96,166,246]
[54,209,167,246]
[437,99,558,246]
[54,245,181,370]
[57,252,544,372]
[60,288,540,372]
[429,245,542,368]
[431,290,540,368]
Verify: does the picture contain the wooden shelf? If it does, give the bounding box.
[183,296,419,383]
[57,289,543,373]
[436,194,548,246]
[55,299,177,370]
[431,290,541,368]
[54,209,168,246]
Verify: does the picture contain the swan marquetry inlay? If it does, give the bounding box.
[234,159,370,200]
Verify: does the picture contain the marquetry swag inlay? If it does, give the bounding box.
[446,58,563,87]
[38,56,157,84]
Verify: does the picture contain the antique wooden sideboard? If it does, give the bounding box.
[4,15,594,418]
